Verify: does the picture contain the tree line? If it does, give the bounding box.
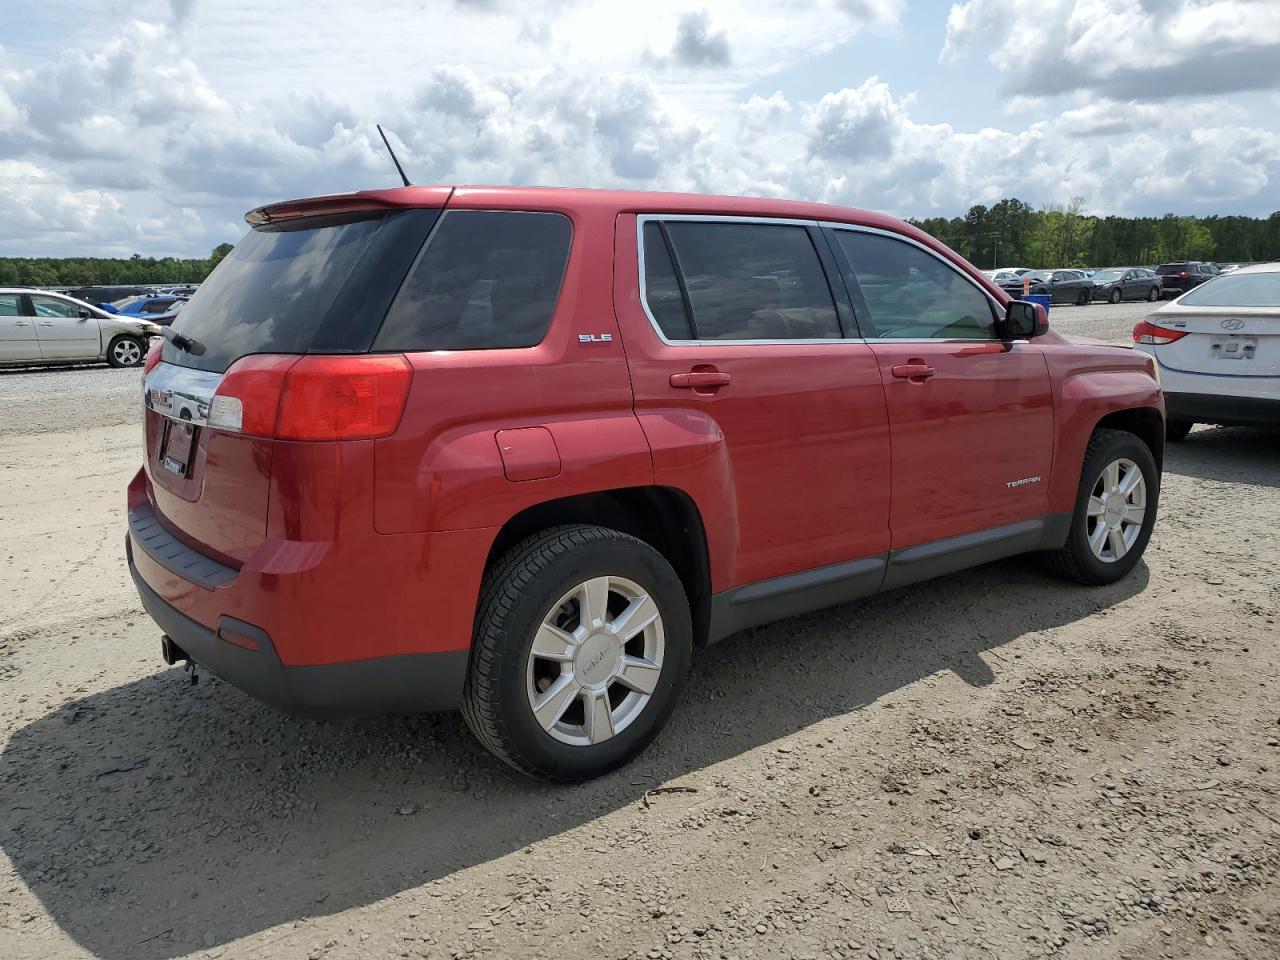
[0,244,234,288]
[5,200,1280,285]
[911,199,1280,270]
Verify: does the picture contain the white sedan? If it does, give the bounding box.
[0,289,160,368]
[1132,263,1279,440]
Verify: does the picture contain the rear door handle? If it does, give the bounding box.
[13,321,30,327]
[670,371,732,389]
[891,362,935,381]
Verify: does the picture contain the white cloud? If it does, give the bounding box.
[943,0,1280,99]
[0,1,1278,256]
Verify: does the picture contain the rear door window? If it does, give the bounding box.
[833,231,997,340]
[375,210,572,352]
[0,294,21,316]
[651,220,841,341]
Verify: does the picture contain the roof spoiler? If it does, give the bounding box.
[245,187,455,226]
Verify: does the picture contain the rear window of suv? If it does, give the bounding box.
[375,210,572,352]
[1156,264,1189,275]
[165,209,440,373]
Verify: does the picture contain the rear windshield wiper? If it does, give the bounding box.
[161,327,206,356]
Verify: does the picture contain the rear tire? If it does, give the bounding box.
[107,335,144,368]
[1041,428,1159,585]
[1109,288,1122,304]
[1148,285,1161,302]
[1165,419,1193,442]
[461,524,692,782]
[1077,289,1091,306]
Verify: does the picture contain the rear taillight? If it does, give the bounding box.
[1133,320,1188,345]
[276,355,413,440]
[143,338,163,373]
[208,354,412,441]
[1180,271,1190,278]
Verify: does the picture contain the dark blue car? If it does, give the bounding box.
[102,295,188,325]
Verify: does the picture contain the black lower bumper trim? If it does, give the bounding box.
[129,557,467,718]
[1164,392,1280,427]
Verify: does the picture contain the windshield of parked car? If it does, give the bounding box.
[1023,271,1051,282]
[1178,272,1280,307]
[1092,270,1124,282]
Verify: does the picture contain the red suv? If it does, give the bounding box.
[128,186,1164,781]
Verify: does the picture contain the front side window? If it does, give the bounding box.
[30,296,81,318]
[835,231,996,340]
[376,210,572,352]
[651,221,841,341]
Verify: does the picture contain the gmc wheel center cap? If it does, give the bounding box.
[575,634,621,686]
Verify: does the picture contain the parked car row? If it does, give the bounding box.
[0,289,159,367]
[981,261,1252,305]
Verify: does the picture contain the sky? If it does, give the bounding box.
[2,0,1279,257]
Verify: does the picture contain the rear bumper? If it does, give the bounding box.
[129,548,468,717]
[1165,392,1280,427]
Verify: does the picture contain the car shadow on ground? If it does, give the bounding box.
[1,559,1147,959]
[1161,424,1280,487]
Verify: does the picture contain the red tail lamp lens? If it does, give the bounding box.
[275,355,413,440]
[209,354,412,441]
[143,337,163,373]
[1132,321,1187,345]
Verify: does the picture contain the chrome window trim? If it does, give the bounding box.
[634,214,1007,347]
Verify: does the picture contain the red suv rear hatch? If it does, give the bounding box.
[140,201,442,564]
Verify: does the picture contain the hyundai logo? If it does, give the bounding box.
[1221,318,1245,331]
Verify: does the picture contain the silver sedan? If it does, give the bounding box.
[0,289,161,368]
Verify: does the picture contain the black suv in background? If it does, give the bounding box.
[1155,262,1218,297]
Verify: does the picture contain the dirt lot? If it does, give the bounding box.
[2,301,1278,960]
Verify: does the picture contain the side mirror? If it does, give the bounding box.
[78,308,92,319]
[1002,300,1048,340]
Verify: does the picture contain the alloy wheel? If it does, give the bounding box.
[113,339,142,365]
[525,575,665,746]
[1086,457,1147,563]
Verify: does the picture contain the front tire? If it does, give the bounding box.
[1042,428,1159,585]
[461,524,692,782]
[1165,419,1193,442]
[1109,288,1122,304]
[107,335,144,368]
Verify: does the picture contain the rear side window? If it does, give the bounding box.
[835,231,996,340]
[653,221,841,341]
[1179,272,1280,307]
[0,294,20,317]
[375,211,572,352]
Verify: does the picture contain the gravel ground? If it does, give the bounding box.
[2,315,1278,960]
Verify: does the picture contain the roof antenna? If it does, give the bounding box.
[376,124,412,187]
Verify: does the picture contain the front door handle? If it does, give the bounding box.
[38,321,55,327]
[670,370,732,390]
[891,361,935,381]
